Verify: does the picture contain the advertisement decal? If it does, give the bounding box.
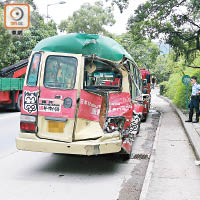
[38,87,77,118]
[78,90,102,122]
[108,92,132,120]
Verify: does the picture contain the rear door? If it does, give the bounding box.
[37,52,83,142]
[21,52,41,116]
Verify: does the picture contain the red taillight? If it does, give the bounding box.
[20,122,36,133]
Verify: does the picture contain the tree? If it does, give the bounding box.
[0,7,12,69]
[116,33,160,69]
[127,0,200,63]
[14,0,37,10]
[0,5,57,69]
[105,0,129,13]
[58,1,115,34]
[10,15,57,62]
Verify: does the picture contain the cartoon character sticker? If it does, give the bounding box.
[23,90,38,114]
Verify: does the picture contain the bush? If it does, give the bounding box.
[165,68,200,109]
[173,82,190,108]
[166,73,182,100]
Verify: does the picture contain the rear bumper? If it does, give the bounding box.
[16,133,122,156]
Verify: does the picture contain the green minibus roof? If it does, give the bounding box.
[33,33,133,62]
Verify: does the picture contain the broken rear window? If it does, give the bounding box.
[84,60,122,91]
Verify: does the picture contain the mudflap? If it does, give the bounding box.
[120,138,134,160]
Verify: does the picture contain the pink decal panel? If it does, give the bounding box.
[78,90,102,122]
[108,92,133,121]
[21,86,39,115]
[38,87,77,118]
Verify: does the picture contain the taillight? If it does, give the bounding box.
[20,122,37,132]
[20,115,37,133]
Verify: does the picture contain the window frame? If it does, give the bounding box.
[43,55,78,90]
[26,52,41,86]
[83,59,122,92]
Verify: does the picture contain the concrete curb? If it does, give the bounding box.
[139,111,163,200]
[159,95,200,160]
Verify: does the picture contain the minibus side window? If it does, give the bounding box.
[139,73,143,92]
[129,62,136,99]
[27,53,41,86]
[44,56,77,89]
[133,67,138,96]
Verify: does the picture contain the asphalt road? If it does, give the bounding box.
[0,104,160,200]
[0,111,20,158]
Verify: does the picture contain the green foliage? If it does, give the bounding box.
[105,0,129,13]
[173,83,188,108]
[151,55,171,83]
[0,8,12,68]
[0,8,57,69]
[58,1,115,34]
[127,0,200,62]
[166,73,182,100]
[164,63,200,108]
[14,0,37,10]
[116,33,160,69]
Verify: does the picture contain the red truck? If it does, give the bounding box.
[0,59,28,111]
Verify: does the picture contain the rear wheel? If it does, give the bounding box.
[141,114,147,122]
[121,153,131,161]
[16,94,22,112]
[136,121,141,135]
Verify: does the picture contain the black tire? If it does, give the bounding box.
[141,114,147,122]
[121,153,131,161]
[16,94,22,112]
[136,121,141,135]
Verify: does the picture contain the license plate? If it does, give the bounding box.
[48,120,65,133]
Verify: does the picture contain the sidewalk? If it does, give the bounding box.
[139,88,200,200]
[161,95,200,160]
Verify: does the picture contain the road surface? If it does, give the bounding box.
[0,103,159,200]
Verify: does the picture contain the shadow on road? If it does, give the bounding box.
[0,108,19,113]
[36,153,125,175]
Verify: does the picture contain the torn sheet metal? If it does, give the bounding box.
[78,90,102,122]
[108,92,132,120]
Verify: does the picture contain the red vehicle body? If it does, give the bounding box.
[134,67,151,121]
[140,68,151,94]
[0,59,28,111]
